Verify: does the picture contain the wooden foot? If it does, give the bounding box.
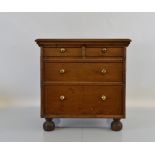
[111,119,122,131]
[43,118,55,131]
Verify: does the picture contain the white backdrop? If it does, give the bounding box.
[0,12,155,107]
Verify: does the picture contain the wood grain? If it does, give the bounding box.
[35,38,131,131]
[43,85,123,116]
[85,47,124,57]
[44,62,123,82]
[43,47,81,57]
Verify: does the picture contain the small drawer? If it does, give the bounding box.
[85,47,124,57]
[44,62,123,82]
[43,85,123,116]
[43,47,82,57]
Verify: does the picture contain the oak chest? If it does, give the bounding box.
[35,39,131,131]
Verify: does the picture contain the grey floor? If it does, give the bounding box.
[0,106,155,142]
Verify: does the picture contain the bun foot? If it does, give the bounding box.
[43,118,55,131]
[111,119,122,131]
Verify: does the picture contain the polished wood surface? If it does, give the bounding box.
[35,39,131,47]
[43,85,123,116]
[43,47,124,57]
[44,62,123,82]
[85,47,124,57]
[43,47,81,57]
[35,39,131,131]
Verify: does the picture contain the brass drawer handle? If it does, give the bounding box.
[101,48,108,54]
[60,48,66,53]
[101,68,107,74]
[101,95,107,101]
[59,69,65,74]
[60,95,65,101]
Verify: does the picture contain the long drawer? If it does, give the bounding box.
[43,85,123,116]
[44,62,123,82]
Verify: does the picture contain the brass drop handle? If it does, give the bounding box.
[59,69,65,74]
[60,95,65,101]
[60,48,66,53]
[101,68,107,74]
[101,95,107,101]
[101,48,108,54]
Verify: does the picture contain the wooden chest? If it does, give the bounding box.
[35,39,131,131]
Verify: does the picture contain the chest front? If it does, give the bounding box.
[35,39,131,131]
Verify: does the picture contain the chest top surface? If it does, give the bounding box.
[35,39,131,47]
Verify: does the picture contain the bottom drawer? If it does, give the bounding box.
[43,85,124,117]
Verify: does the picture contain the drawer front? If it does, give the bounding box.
[43,85,123,116]
[43,47,81,57]
[85,48,124,57]
[44,62,123,82]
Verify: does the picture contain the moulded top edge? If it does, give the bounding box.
[35,38,131,42]
[35,38,131,47]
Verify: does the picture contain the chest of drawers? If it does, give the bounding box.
[35,39,131,131]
